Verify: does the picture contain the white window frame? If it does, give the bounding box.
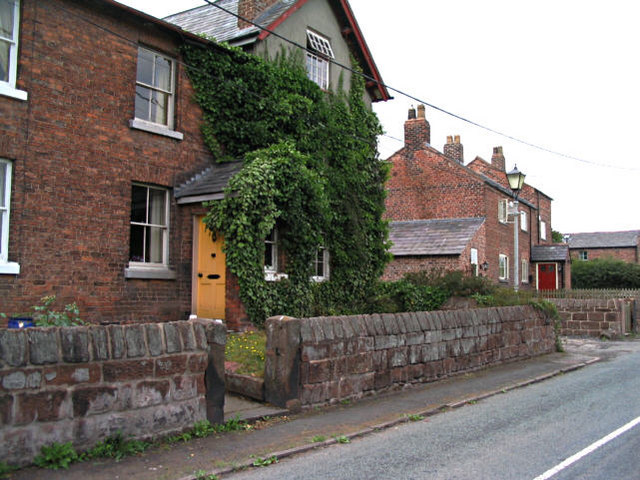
[540,219,547,240]
[498,199,509,223]
[306,30,333,90]
[470,248,479,276]
[0,0,27,101]
[521,258,529,283]
[520,211,528,231]
[311,246,330,282]
[0,159,19,274]
[579,250,588,261]
[499,254,509,280]
[130,46,183,140]
[264,227,288,281]
[125,183,175,279]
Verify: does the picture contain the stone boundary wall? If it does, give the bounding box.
[0,319,226,466]
[264,306,554,408]
[551,298,634,337]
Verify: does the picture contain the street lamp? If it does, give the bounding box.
[506,165,525,292]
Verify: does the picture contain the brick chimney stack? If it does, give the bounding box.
[491,146,506,171]
[237,0,280,29]
[404,104,430,151]
[444,135,464,164]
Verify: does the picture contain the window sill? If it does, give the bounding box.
[264,271,288,282]
[311,276,328,283]
[125,265,177,280]
[129,118,184,140]
[0,84,28,101]
[0,262,20,275]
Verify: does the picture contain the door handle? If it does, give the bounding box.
[198,273,203,278]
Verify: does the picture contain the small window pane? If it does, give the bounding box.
[150,90,168,125]
[148,188,166,225]
[130,185,147,223]
[0,162,6,206]
[135,85,151,121]
[0,40,9,83]
[136,48,154,85]
[264,242,274,270]
[129,224,145,262]
[0,0,14,39]
[148,226,164,263]
[154,55,171,90]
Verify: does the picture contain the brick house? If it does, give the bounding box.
[567,230,640,264]
[384,105,571,290]
[0,0,387,329]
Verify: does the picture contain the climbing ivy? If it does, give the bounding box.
[184,42,390,325]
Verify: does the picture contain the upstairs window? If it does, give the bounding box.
[498,199,508,223]
[135,47,175,128]
[0,0,26,100]
[520,211,528,231]
[540,220,547,240]
[306,30,333,90]
[129,184,169,265]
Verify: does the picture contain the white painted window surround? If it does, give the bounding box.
[311,246,330,282]
[0,0,28,101]
[498,199,508,223]
[306,30,334,90]
[499,254,509,280]
[0,159,19,274]
[130,46,182,140]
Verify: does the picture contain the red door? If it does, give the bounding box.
[537,263,557,290]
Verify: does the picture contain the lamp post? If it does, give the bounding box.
[506,165,526,292]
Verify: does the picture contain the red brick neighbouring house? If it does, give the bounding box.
[567,230,640,264]
[384,105,571,290]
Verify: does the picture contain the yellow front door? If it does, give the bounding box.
[196,216,226,319]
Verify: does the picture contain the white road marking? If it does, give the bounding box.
[533,415,640,480]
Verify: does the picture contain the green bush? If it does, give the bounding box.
[404,270,495,297]
[34,442,79,470]
[572,257,640,289]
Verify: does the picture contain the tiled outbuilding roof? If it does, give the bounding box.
[566,230,640,249]
[531,245,569,262]
[175,161,244,204]
[389,218,485,256]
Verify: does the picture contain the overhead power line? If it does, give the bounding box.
[202,0,640,172]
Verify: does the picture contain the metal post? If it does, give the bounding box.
[513,200,519,292]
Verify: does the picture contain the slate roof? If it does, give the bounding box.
[389,218,485,256]
[566,230,640,249]
[165,0,297,44]
[175,161,244,204]
[531,245,569,262]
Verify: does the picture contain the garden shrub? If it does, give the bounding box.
[572,257,640,289]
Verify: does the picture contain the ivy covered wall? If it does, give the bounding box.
[183,43,391,325]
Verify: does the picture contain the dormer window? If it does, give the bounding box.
[306,30,334,90]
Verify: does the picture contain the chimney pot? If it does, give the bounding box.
[404,104,430,150]
[443,134,464,164]
[491,146,506,171]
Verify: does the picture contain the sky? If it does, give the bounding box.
[119,0,640,235]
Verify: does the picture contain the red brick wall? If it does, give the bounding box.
[0,0,216,323]
[570,247,639,264]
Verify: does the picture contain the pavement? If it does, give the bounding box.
[9,337,627,480]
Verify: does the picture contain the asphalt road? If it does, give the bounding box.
[227,341,640,480]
